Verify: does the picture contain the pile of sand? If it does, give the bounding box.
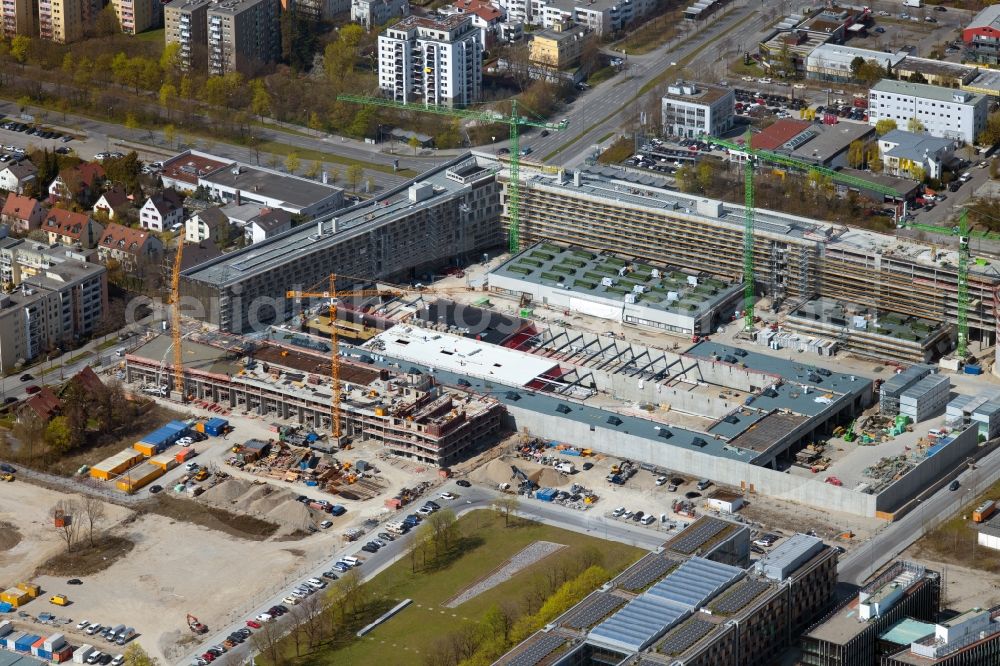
[200,477,251,505]
[197,477,317,536]
[469,457,569,488]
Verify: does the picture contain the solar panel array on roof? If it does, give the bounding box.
[710,578,772,614]
[657,617,716,656]
[668,518,728,555]
[588,558,744,653]
[506,633,569,666]
[616,555,678,592]
[562,593,627,630]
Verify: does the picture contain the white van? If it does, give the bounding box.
[340,556,359,567]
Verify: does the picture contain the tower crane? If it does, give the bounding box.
[705,133,974,359]
[170,238,185,402]
[337,95,567,253]
[286,275,474,444]
[704,132,904,332]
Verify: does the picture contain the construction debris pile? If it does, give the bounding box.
[384,481,435,509]
[199,477,328,536]
[226,439,387,501]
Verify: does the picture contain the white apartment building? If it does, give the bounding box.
[868,79,989,144]
[351,0,408,30]
[660,81,735,139]
[378,14,482,108]
[498,0,651,36]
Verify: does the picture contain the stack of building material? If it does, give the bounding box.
[899,374,951,422]
[880,364,935,415]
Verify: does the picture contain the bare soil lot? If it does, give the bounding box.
[147,492,281,540]
[35,535,135,577]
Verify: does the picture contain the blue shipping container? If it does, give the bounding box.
[562,449,581,456]
[205,418,228,436]
[0,602,12,612]
[16,634,40,651]
[36,649,52,660]
[965,365,983,375]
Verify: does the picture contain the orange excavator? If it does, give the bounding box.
[187,614,208,634]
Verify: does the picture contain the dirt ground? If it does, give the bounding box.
[35,535,136,577]
[0,520,21,551]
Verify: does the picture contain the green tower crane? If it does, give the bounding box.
[742,127,755,332]
[337,95,567,254]
[957,208,970,359]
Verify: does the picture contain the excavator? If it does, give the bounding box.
[187,614,208,634]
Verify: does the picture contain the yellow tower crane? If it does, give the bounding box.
[286,275,472,445]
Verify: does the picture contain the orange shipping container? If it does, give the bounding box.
[175,447,194,463]
[133,442,157,457]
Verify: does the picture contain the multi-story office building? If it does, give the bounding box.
[165,0,210,70]
[868,79,989,144]
[205,0,280,76]
[112,0,153,34]
[377,14,482,108]
[497,522,838,666]
[800,561,940,666]
[350,0,407,31]
[880,606,1000,666]
[0,238,108,372]
[38,0,83,43]
[660,80,735,139]
[181,155,501,332]
[963,5,1000,67]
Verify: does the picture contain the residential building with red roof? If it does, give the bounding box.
[452,0,501,45]
[0,195,46,233]
[750,119,814,151]
[97,222,164,272]
[44,208,104,249]
[48,162,106,205]
[93,186,132,221]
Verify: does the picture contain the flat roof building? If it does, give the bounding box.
[490,242,743,337]
[801,561,940,666]
[200,163,344,219]
[660,80,735,140]
[806,43,906,83]
[868,79,989,144]
[182,155,502,332]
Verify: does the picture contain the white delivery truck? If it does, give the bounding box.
[903,0,921,7]
[73,645,95,664]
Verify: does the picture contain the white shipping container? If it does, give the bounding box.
[73,645,94,663]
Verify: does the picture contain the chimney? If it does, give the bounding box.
[235,189,242,206]
[573,170,581,186]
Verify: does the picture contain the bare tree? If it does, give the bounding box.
[13,410,46,460]
[81,495,106,547]
[494,496,520,528]
[297,592,324,650]
[51,499,81,552]
[249,618,283,666]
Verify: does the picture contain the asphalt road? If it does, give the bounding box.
[838,442,1000,586]
[196,483,665,666]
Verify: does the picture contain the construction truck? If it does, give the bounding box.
[843,421,857,443]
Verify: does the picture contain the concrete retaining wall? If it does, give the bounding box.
[505,405,879,517]
[875,424,979,513]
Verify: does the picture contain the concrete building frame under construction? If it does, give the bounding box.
[495,160,1000,363]
[123,335,505,466]
[181,155,502,333]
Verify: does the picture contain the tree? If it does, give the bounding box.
[978,111,1000,147]
[14,410,46,459]
[285,152,300,174]
[10,36,28,67]
[875,119,898,136]
[907,117,925,133]
[251,81,272,120]
[81,494,106,547]
[163,124,177,149]
[160,42,181,75]
[494,496,519,527]
[849,56,866,79]
[408,135,421,155]
[847,140,867,169]
[94,3,120,36]
[159,82,178,116]
[45,417,73,454]
[696,160,714,192]
[910,164,926,182]
[123,643,158,666]
[124,113,140,131]
[249,618,281,665]
[346,164,363,192]
[305,160,322,179]
[50,499,80,553]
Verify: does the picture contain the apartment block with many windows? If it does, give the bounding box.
[38,0,83,43]
[165,0,210,70]
[377,14,482,108]
[206,0,280,76]
[0,0,36,38]
[112,0,154,35]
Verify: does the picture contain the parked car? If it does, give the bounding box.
[76,620,91,630]
[25,385,40,394]
[0,463,15,473]
[19,373,32,381]
[321,571,339,580]
[456,479,471,487]
[950,480,961,491]
[246,620,261,629]
[377,532,395,542]
[439,492,456,500]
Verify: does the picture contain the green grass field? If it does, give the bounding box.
[291,510,643,664]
